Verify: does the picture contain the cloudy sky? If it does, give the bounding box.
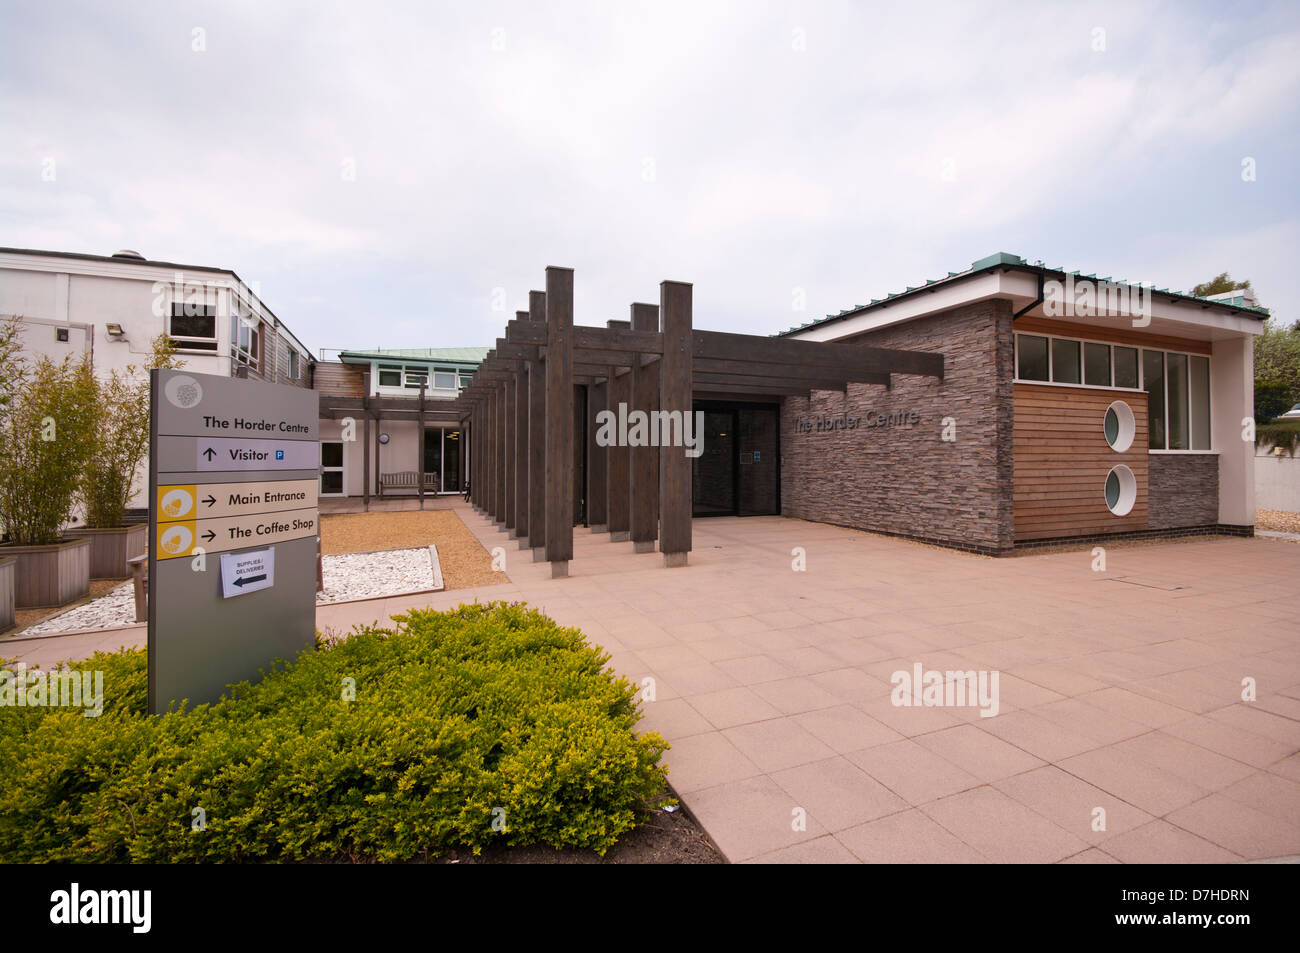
[2,0,1297,356]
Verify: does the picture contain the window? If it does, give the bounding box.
[1051,338,1082,384]
[433,371,457,390]
[1105,465,1137,516]
[458,372,474,389]
[1144,348,1211,451]
[320,441,344,495]
[1084,342,1111,387]
[403,367,428,390]
[1167,353,1190,450]
[1143,350,1165,450]
[231,316,260,368]
[1104,400,1136,452]
[1190,356,1211,449]
[1016,335,1049,381]
[1114,347,1139,389]
[378,364,403,387]
[1016,333,1212,451]
[288,350,301,380]
[169,303,218,351]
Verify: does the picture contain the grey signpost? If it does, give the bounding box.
[148,369,320,714]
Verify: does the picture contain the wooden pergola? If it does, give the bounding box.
[453,266,945,577]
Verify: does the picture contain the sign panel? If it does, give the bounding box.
[220,549,275,598]
[157,478,318,521]
[148,369,320,714]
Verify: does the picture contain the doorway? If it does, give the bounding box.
[691,401,780,517]
[423,427,462,493]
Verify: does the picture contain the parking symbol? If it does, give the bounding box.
[275,450,284,460]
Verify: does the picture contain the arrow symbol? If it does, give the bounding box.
[233,573,267,587]
[202,447,216,461]
[202,495,216,507]
[201,530,216,542]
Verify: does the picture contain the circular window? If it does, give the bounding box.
[1105,464,1136,516]
[1104,400,1135,452]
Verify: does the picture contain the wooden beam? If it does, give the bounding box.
[693,329,943,379]
[528,290,547,563]
[659,281,693,566]
[362,372,371,512]
[605,357,631,541]
[629,302,660,553]
[545,268,574,576]
[586,379,608,531]
[515,310,531,547]
[417,381,426,510]
[503,375,515,534]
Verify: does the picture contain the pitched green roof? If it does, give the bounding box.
[776,253,1270,336]
[339,346,490,364]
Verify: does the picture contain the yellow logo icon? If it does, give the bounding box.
[157,522,196,559]
[158,485,196,520]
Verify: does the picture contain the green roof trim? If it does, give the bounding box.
[775,251,1270,337]
[339,346,490,365]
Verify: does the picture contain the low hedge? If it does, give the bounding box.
[0,602,670,862]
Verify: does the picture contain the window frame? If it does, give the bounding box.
[168,302,219,352]
[1014,331,1215,453]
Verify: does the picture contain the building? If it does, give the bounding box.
[461,256,1265,577]
[775,252,1266,553]
[0,247,316,511]
[314,347,487,501]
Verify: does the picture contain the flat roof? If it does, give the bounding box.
[339,347,489,365]
[777,252,1271,338]
[0,246,314,360]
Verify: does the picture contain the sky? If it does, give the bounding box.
[2,0,1298,358]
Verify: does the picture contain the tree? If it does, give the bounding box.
[80,334,184,528]
[0,354,99,545]
[1254,319,1300,420]
[1191,273,1253,298]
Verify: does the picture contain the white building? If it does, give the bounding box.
[0,246,315,511]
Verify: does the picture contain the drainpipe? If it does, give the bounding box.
[1012,271,1044,322]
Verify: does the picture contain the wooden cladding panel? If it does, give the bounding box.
[1013,383,1149,541]
[1015,317,1212,355]
[313,362,367,398]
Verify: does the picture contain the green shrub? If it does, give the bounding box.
[1257,419,1300,457]
[0,602,670,862]
[1255,378,1294,423]
[0,352,98,544]
[80,335,182,529]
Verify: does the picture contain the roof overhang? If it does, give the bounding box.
[785,263,1269,345]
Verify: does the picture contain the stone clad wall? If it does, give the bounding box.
[779,300,1015,554]
[1149,453,1219,528]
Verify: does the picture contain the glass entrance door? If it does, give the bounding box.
[423,428,462,493]
[691,402,779,517]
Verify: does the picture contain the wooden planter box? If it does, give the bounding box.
[64,524,148,579]
[0,537,91,609]
[0,557,14,632]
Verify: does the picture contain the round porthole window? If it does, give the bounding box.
[1105,464,1136,516]
[1104,400,1135,452]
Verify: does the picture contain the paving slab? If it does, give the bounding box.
[8,501,1300,864]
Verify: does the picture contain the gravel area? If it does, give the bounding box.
[20,581,138,636]
[317,547,440,604]
[321,510,504,590]
[1256,508,1300,535]
[15,546,455,636]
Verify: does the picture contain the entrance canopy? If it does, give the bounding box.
[451,267,944,576]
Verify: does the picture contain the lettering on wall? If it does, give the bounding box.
[793,410,920,434]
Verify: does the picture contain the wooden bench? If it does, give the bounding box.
[378,471,440,496]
